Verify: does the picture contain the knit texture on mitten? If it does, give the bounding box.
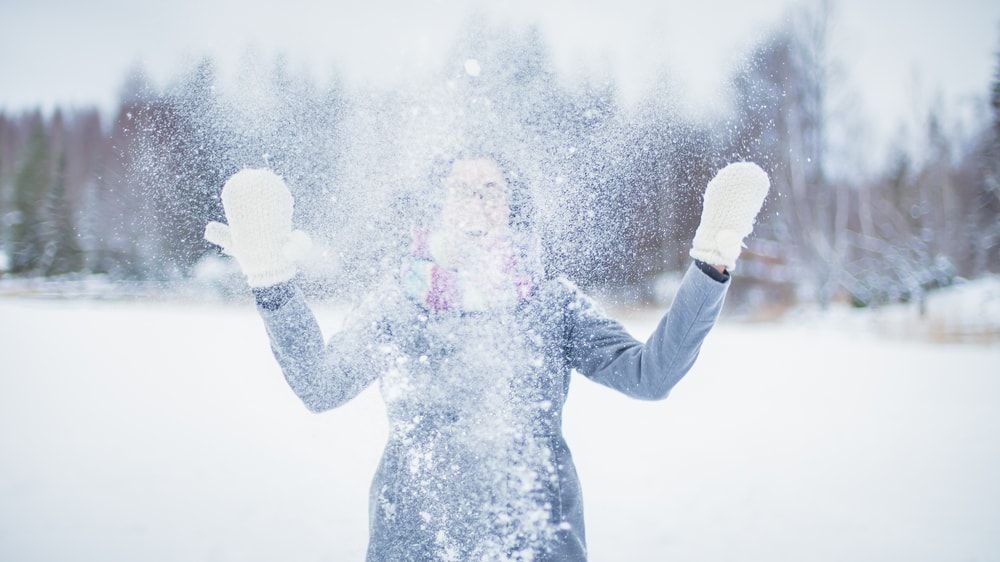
[689,162,770,270]
[204,169,311,288]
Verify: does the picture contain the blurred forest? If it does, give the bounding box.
[1,10,998,310]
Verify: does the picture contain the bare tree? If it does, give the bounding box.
[729,1,861,306]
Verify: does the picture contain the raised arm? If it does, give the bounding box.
[565,262,728,399]
[254,282,381,412]
[204,168,379,412]
[567,162,770,399]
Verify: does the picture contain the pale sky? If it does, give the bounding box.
[2,0,998,168]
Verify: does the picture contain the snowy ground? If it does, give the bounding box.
[0,281,998,562]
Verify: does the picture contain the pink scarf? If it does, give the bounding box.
[403,227,534,313]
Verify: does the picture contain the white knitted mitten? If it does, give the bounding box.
[204,169,311,288]
[689,162,770,270]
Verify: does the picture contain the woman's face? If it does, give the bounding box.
[439,158,511,238]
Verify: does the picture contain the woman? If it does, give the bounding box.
[204,156,769,561]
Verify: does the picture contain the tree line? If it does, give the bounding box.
[1,11,997,308]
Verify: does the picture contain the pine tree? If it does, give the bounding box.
[9,115,51,274]
[41,148,83,276]
[980,46,1000,273]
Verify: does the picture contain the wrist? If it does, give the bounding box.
[694,260,730,283]
[253,280,296,310]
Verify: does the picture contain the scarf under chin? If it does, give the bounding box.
[403,227,534,313]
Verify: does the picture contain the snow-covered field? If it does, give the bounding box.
[1,281,998,562]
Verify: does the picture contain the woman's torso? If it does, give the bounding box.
[364,280,588,560]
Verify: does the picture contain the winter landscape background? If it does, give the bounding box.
[2,0,999,305]
[2,0,1000,560]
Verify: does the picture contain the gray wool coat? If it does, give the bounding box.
[256,262,729,561]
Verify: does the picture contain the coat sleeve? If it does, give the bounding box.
[256,283,384,413]
[565,262,729,400]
